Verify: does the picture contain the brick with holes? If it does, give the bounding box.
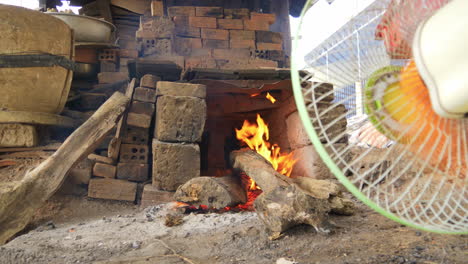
[98,49,119,62]
[119,144,149,164]
[139,38,172,56]
[122,126,150,145]
[152,139,200,191]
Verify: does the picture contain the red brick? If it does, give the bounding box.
[217,18,243,30]
[230,39,255,49]
[93,163,116,178]
[255,31,283,44]
[256,42,282,50]
[229,29,255,40]
[116,163,149,182]
[173,16,201,37]
[243,19,270,31]
[202,39,228,49]
[88,178,137,202]
[201,28,229,40]
[250,12,276,24]
[224,8,249,19]
[168,6,195,17]
[151,0,164,17]
[189,16,217,28]
[195,6,223,18]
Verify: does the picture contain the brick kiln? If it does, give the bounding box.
[62,1,352,227]
[0,1,357,240]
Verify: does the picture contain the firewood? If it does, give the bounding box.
[254,184,332,235]
[230,149,355,235]
[174,176,247,209]
[230,149,292,193]
[0,92,130,245]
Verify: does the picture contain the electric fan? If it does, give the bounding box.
[291,0,467,234]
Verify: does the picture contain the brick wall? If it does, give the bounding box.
[135,2,288,70]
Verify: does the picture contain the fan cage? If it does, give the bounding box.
[291,0,467,234]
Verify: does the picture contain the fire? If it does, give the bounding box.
[266,92,276,103]
[235,114,296,177]
[250,93,261,97]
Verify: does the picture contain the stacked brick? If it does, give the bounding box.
[135,1,287,70]
[142,81,207,206]
[87,74,160,203]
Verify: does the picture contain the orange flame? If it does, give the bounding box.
[235,114,296,177]
[250,93,261,97]
[266,92,276,104]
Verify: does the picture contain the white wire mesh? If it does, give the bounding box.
[296,0,467,233]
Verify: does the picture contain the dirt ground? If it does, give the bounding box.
[0,192,466,264]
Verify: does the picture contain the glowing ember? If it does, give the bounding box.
[250,93,261,97]
[266,92,276,104]
[235,114,296,177]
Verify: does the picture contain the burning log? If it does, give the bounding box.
[174,176,247,209]
[230,149,292,193]
[0,92,130,244]
[230,149,355,235]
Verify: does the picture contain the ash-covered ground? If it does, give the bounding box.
[0,194,466,264]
